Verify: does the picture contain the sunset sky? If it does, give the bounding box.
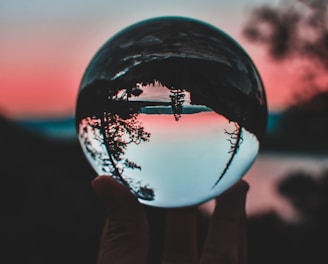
[1,0,302,119]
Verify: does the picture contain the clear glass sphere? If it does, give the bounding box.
[75,17,267,208]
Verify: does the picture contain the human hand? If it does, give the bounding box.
[92,176,249,264]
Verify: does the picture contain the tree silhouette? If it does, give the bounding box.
[262,90,328,153]
[100,111,149,178]
[137,80,186,121]
[77,83,155,200]
[212,122,243,187]
[79,111,154,200]
[169,88,185,121]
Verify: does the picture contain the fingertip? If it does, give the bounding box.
[215,179,249,203]
[212,180,249,219]
[233,179,250,195]
[91,175,116,200]
[91,175,139,212]
[91,175,119,193]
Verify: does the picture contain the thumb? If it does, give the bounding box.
[92,175,149,264]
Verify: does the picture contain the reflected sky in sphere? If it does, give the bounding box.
[75,17,267,207]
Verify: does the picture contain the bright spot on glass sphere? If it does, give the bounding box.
[75,17,267,208]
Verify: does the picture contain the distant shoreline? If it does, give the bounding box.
[16,112,282,139]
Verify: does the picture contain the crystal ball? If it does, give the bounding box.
[75,17,267,208]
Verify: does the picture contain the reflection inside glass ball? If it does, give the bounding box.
[75,17,267,207]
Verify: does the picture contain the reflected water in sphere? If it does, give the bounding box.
[75,17,267,208]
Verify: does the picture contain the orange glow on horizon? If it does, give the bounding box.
[1,71,78,118]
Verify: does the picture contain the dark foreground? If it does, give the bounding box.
[1,115,327,264]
